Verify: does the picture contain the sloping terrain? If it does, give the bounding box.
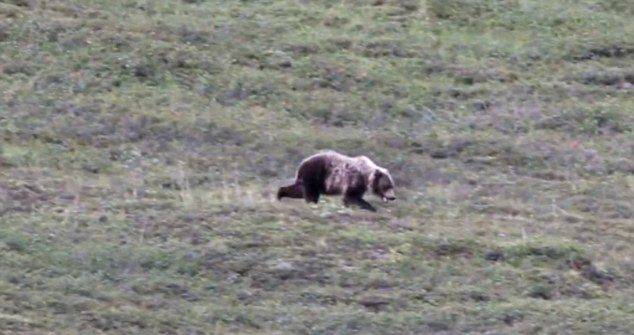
[0,0,633,333]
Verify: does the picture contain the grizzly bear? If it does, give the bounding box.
[277,150,396,212]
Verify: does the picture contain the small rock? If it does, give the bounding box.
[133,64,152,78]
[473,100,490,111]
[357,296,390,311]
[226,272,239,283]
[236,290,253,301]
[426,320,450,331]
[181,291,199,302]
[485,250,505,262]
[468,290,489,301]
[186,251,199,261]
[272,260,294,272]
[502,311,523,325]
[582,265,614,286]
[268,260,296,280]
[527,284,553,300]
[59,194,76,201]
[265,51,293,69]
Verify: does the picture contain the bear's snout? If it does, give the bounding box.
[382,189,396,202]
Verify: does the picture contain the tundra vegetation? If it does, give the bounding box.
[0,0,632,333]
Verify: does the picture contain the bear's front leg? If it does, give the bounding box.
[343,196,376,212]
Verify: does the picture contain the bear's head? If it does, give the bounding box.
[372,169,396,202]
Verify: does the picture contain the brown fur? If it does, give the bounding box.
[277,151,396,212]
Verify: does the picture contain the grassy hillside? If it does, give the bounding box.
[1,0,633,333]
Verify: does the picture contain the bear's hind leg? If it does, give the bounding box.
[277,183,303,200]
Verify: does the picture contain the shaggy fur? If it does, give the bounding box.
[277,151,396,211]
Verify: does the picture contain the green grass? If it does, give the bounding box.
[1,0,633,333]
